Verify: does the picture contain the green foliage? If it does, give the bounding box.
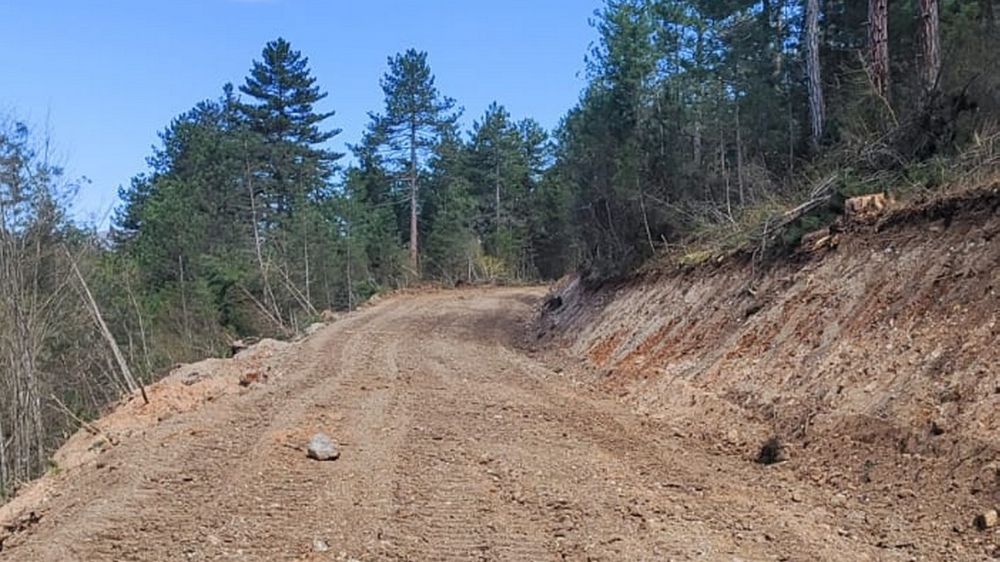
[551,0,999,279]
[115,37,345,343]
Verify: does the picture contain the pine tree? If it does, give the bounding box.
[343,132,407,291]
[238,38,343,317]
[423,130,477,283]
[369,49,459,273]
[239,37,342,208]
[467,103,522,248]
[240,38,339,146]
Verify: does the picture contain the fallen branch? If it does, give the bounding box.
[238,285,287,332]
[63,246,148,404]
[49,394,116,447]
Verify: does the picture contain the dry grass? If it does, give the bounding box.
[662,130,1000,269]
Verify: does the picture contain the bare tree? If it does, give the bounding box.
[0,118,59,491]
[806,0,826,148]
[0,118,143,496]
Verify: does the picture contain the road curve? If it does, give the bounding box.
[0,288,903,561]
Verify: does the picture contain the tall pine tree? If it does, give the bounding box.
[368,49,458,273]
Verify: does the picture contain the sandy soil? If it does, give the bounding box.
[0,285,957,561]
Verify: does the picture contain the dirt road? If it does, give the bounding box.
[0,288,926,561]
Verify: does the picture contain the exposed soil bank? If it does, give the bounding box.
[540,184,1000,558]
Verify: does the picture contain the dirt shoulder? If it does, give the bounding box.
[540,184,1000,560]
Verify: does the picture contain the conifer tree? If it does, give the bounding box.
[239,37,342,208]
[369,49,458,273]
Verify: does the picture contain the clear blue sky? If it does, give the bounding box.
[0,0,600,224]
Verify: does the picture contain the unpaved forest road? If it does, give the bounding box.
[2,288,910,561]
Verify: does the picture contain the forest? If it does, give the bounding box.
[1,0,997,497]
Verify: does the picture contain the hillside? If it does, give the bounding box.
[539,182,1000,559]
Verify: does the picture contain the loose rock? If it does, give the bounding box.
[756,437,786,465]
[239,371,267,387]
[974,509,998,530]
[307,433,340,461]
[830,493,848,508]
[930,419,947,436]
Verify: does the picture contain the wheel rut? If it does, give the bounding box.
[0,288,912,561]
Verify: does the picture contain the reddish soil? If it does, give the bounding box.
[539,184,1000,560]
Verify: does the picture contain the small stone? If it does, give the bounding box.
[756,437,786,465]
[307,433,340,461]
[312,539,330,552]
[830,493,848,508]
[239,371,267,387]
[974,509,998,530]
[304,322,325,336]
[230,339,248,356]
[930,419,947,436]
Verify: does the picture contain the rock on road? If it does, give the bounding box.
[0,288,905,561]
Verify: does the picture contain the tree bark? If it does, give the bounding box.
[806,0,826,148]
[918,0,942,96]
[735,102,745,205]
[0,418,8,494]
[409,124,419,273]
[868,0,890,101]
[495,157,502,238]
[245,148,282,327]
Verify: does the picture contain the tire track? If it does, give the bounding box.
[1,287,916,561]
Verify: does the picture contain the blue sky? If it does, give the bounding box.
[0,0,600,224]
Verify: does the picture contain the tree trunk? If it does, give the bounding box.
[409,124,419,273]
[0,417,8,494]
[735,102,745,205]
[245,149,281,327]
[66,248,145,402]
[495,157,502,238]
[721,128,733,221]
[984,0,995,29]
[693,115,702,167]
[868,0,890,101]
[918,0,942,96]
[806,0,826,148]
[302,231,311,306]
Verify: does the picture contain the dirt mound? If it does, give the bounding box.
[0,335,297,541]
[540,183,1000,555]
